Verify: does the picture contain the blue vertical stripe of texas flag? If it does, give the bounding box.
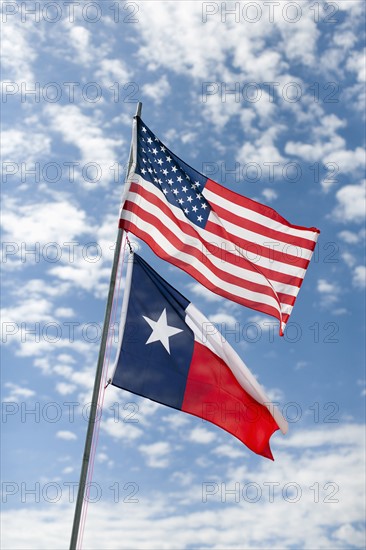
[134,117,211,229]
[112,254,196,409]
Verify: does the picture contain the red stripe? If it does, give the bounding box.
[206,179,320,236]
[120,218,282,324]
[182,341,279,459]
[123,183,303,288]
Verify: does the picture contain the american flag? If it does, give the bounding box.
[120,116,320,335]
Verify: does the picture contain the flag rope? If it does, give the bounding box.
[77,237,128,549]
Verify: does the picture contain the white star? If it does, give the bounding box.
[143,308,183,354]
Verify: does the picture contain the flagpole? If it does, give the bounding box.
[69,101,142,550]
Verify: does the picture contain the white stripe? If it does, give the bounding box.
[185,304,288,434]
[205,186,318,242]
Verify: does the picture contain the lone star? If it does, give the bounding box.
[143,308,183,354]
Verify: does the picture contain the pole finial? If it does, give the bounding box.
[135,102,142,118]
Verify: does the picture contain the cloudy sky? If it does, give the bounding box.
[1,1,365,548]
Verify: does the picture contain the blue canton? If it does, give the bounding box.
[135,117,211,229]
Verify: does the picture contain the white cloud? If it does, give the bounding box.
[333,523,366,549]
[44,104,124,187]
[261,188,278,202]
[95,58,131,86]
[1,297,54,326]
[189,426,217,444]
[341,251,356,268]
[237,127,286,166]
[2,16,37,83]
[317,279,340,309]
[101,417,143,441]
[170,470,195,487]
[332,308,349,317]
[1,129,51,163]
[265,387,285,403]
[56,430,77,441]
[332,181,366,223]
[13,280,70,300]
[247,314,278,332]
[1,198,89,246]
[4,382,35,402]
[317,279,338,294]
[285,116,365,187]
[324,147,366,182]
[212,443,244,459]
[208,312,238,327]
[2,422,365,549]
[352,266,366,289]
[162,412,191,428]
[275,422,363,449]
[275,4,319,67]
[337,230,362,244]
[55,307,75,318]
[55,382,77,396]
[142,75,171,105]
[138,441,172,468]
[186,282,224,303]
[346,48,366,83]
[49,260,111,298]
[68,26,93,65]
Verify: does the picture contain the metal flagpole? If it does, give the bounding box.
[69,101,142,550]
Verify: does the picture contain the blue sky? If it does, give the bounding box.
[1,1,365,548]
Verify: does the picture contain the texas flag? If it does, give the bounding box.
[112,254,288,459]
